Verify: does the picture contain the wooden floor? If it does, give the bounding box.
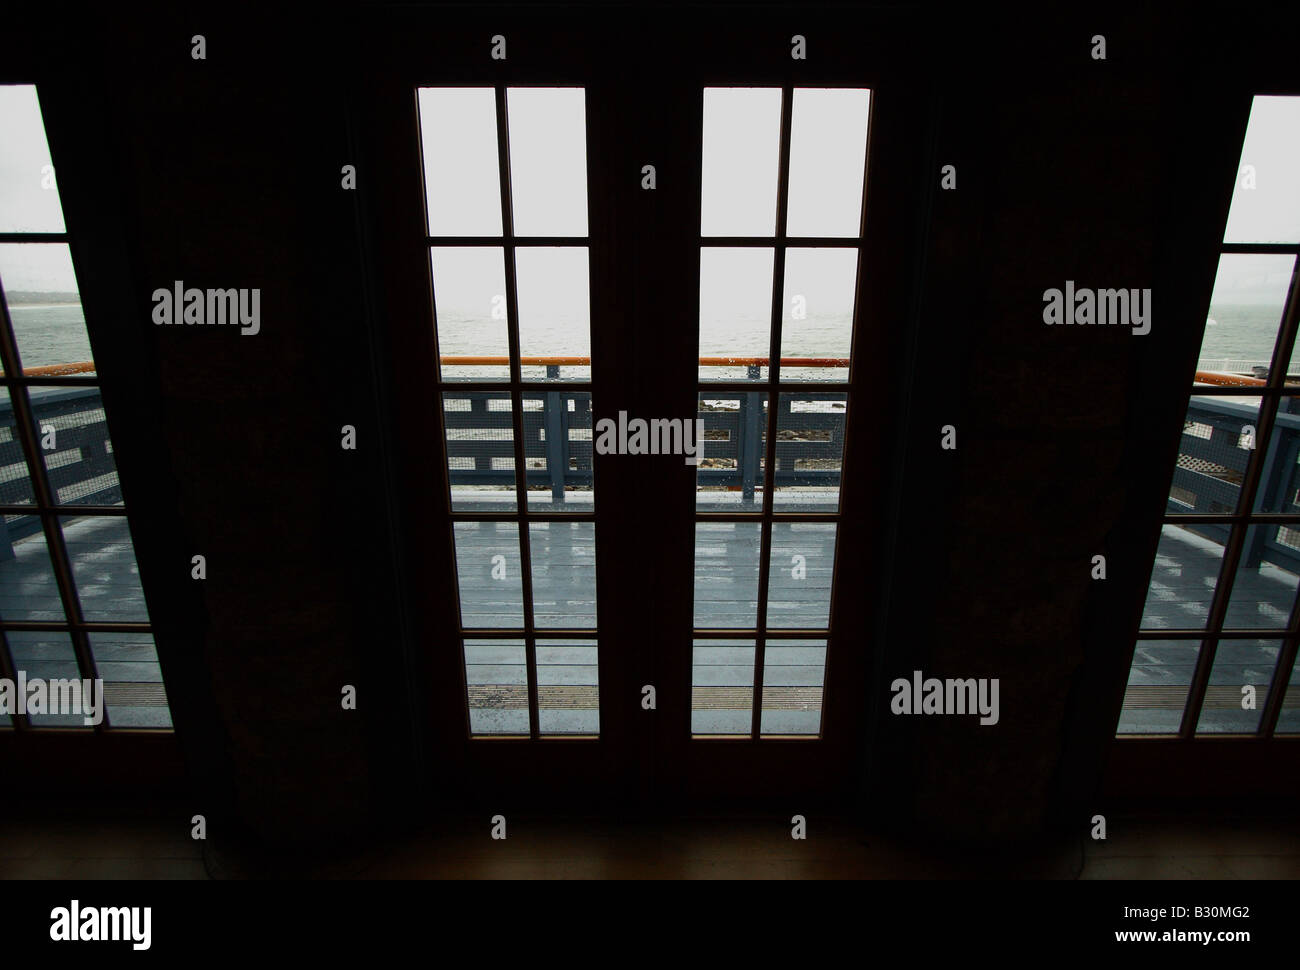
[3,518,1295,736]
[2,813,1298,880]
[1122,524,1300,734]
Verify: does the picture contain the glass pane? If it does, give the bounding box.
[786,88,870,238]
[1116,639,1200,735]
[523,391,593,510]
[417,88,502,237]
[1223,96,1300,245]
[537,638,599,735]
[442,391,516,512]
[430,247,510,381]
[29,386,120,506]
[506,88,588,237]
[463,638,529,735]
[3,630,87,727]
[1167,396,1260,515]
[1198,253,1293,384]
[774,392,846,512]
[0,524,63,621]
[61,515,148,622]
[767,523,836,628]
[454,522,524,628]
[0,243,94,377]
[0,387,36,509]
[692,638,754,735]
[698,248,774,382]
[1253,398,1300,513]
[696,390,765,513]
[87,631,172,729]
[1223,524,1300,630]
[1195,638,1280,735]
[1277,653,1300,734]
[780,248,856,382]
[760,638,826,735]
[529,521,596,628]
[1139,524,1225,630]
[693,521,760,628]
[0,85,65,233]
[515,247,590,382]
[701,88,782,237]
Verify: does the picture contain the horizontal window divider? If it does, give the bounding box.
[1162,514,1300,524]
[693,512,841,523]
[438,382,594,392]
[0,377,102,387]
[1220,243,1300,254]
[426,236,589,246]
[696,381,851,392]
[0,505,129,516]
[468,734,601,742]
[691,627,831,638]
[459,628,599,639]
[448,512,596,523]
[699,237,863,248]
[0,233,67,244]
[1,621,152,633]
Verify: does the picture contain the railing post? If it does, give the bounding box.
[741,364,762,506]
[545,366,565,504]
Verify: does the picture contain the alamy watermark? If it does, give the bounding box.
[0,672,104,726]
[890,670,1000,725]
[1042,282,1151,336]
[594,411,705,465]
[151,281,260,336]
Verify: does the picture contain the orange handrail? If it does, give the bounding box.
[1194,370,1266,387]
[12,362,97,376]
[441,355,851,367]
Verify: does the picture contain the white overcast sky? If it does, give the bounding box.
[1,84,1298,311]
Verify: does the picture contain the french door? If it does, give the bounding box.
[356,15,922,814]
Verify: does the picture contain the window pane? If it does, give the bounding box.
[760,638,825,735]
[61,515,148,622]
[1139,524,1225,630]
[417,88,502,237]
[537,638,599,735]
[786,88,870,238]
[88,631,171,729]
[522,391,593,510]
[699,248,774,382]
[1195,638,1280,735]
[430,247,510,382]
[1167,396,1260,516]
[4,630,85,727]
[442,391,516,512]
[701,88,781,237]
[30,386,120,506]
[464,638,529,735]
[1277,653,1300,734]
[1198,253,1293,383]
[0,387,36,508]
[0,85,65,233]
[767,523,836,628]
[1223,96,1300,245]
[453,522,524,628]
[528,521,597,628]
[773,393,846,512]
[506,88,588,237]
[0,524,63,622]
[0,243,94,377]
[692,638,754,735]
[1116,639,1200,735]
[779,248,856,382]
[1223,524,1300,630]
[1252,398,1300,513]
[693,521,760,628]
[696,390,765,513]
[515,247,590,382]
